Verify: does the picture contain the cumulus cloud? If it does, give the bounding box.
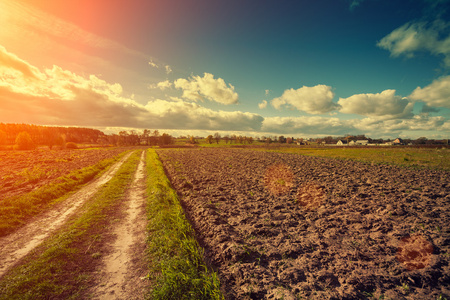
[338,89,413,119]
[262,116,355,135]
[409,75,450,108]
[149,80,173,90]
[258,100,268,109]
[165,65,173,74]
[270,84,339,114]
[261,114,448,137]
[0,47,262,131]
[144,100,263,130]
[354,115,448,134]
[174,73,239,105]
[377,21,450,66]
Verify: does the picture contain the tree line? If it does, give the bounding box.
[0,124,174,150]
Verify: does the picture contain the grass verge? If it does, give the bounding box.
[145,149,223,300]
[0,150,142,299]
[0,150,130,237]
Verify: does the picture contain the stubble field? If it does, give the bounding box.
[158,148,450,299]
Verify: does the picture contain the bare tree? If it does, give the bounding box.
[214,132,221,144]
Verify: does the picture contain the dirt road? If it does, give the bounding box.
[0,152,133,278]
[89,150,149,299]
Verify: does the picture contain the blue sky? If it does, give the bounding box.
[0,0,449,139]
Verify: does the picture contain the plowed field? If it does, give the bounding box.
[158,148,450,299]
[0,147,128,201]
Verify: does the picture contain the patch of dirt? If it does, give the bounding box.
[0,152,133,278]
[157,148,450,299]
[0,147,129,201]
[89,151,149,299]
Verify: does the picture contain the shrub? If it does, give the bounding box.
[14,132,36,150]
[65,142,78,149]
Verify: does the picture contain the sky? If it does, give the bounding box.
[0,0,449,139]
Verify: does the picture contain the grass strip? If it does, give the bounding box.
[0,150,142,300]
[145,149,223,300]
[259,147,450,171]
[0,150,130,237]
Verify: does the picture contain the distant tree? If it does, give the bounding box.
[142,129,151,145]
[247,136,254,144]
[206,135,213,144]
[223,135,230,144]
[214,132,221,144]
[189,136,197,144]
[278,136,286,143]
[415,137,428,145]
[14,131,35,150]
[159,133,173,146]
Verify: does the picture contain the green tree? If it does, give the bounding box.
[206,135,213,144]
[14,131,35,150]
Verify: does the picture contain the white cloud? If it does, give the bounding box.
[144,100,263,130]
[258,100,268,109]
[0,47,261,130]
[148,60,158,68]
[262,114,448,138]
[377,21,450,66]
[354,114,448,133]
[409,75,450,108]
[270,84,339,114]
[338,89,413,119]
[265,89,270,96]
[262,116,354,135]
[158,80,172,90]
[165,65,173,74]
[174,73,239,105]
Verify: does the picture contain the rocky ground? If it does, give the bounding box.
[157,148,450,300]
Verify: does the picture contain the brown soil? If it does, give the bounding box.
[0,147,129,201]
[157,148,450,300]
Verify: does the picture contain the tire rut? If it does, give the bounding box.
[0,152,133,278]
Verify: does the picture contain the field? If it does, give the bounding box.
[0,147,130,201]
[158,148,450,299]
[0,146,449,299]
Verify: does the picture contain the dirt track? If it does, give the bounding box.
[0,152,133,278]
[158,148,450,300]
[89,150,149,299]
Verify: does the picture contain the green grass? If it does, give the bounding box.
[259,146,450,171]
[0,150,130,237]
[145,149,223,300]
[0,150,142,299]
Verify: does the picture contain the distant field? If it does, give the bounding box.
[257,146,450,171]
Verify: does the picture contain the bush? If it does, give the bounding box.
[65,142,78,149]
[14,132,36,150]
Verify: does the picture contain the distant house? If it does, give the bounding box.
[349,140,369,146]
[336,140,348,146]
[393,138,404,145]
